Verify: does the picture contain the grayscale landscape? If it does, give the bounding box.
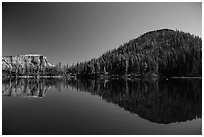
[2,2,202,135]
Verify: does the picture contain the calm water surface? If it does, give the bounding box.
[2,78,202,135]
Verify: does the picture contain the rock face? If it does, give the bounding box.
[2,54,55,72]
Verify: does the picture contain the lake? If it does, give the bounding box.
[2,78,202,135]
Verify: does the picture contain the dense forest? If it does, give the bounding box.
[67,29,202,78]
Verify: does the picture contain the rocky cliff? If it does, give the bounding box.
[2,54,55,74]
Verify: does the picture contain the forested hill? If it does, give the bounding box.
[68,29,202,77]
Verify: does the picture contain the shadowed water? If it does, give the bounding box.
[2,78,202,135]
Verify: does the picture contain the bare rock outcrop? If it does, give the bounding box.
[2,54,55,75]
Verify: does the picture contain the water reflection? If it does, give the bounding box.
[2,78,63,98]
[66,79,202,124]
[2,78,202,124]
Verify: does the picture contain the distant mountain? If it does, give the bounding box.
[68,29,202,77]
[2,54,55,77]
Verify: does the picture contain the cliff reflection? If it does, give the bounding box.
[2,78,63,98]
[2,78,202,124]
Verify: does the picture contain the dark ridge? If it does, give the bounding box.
[68,29,202,78]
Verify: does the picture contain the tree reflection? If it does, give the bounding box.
[66,78,202,124]
[2,78,202,124]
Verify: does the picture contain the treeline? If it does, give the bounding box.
[67,29,202,77]
[3,29,202,78]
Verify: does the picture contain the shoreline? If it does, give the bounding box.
[171,77,202,79]
[3,75,202,79]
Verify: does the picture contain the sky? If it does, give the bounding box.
[2,2,202,65]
